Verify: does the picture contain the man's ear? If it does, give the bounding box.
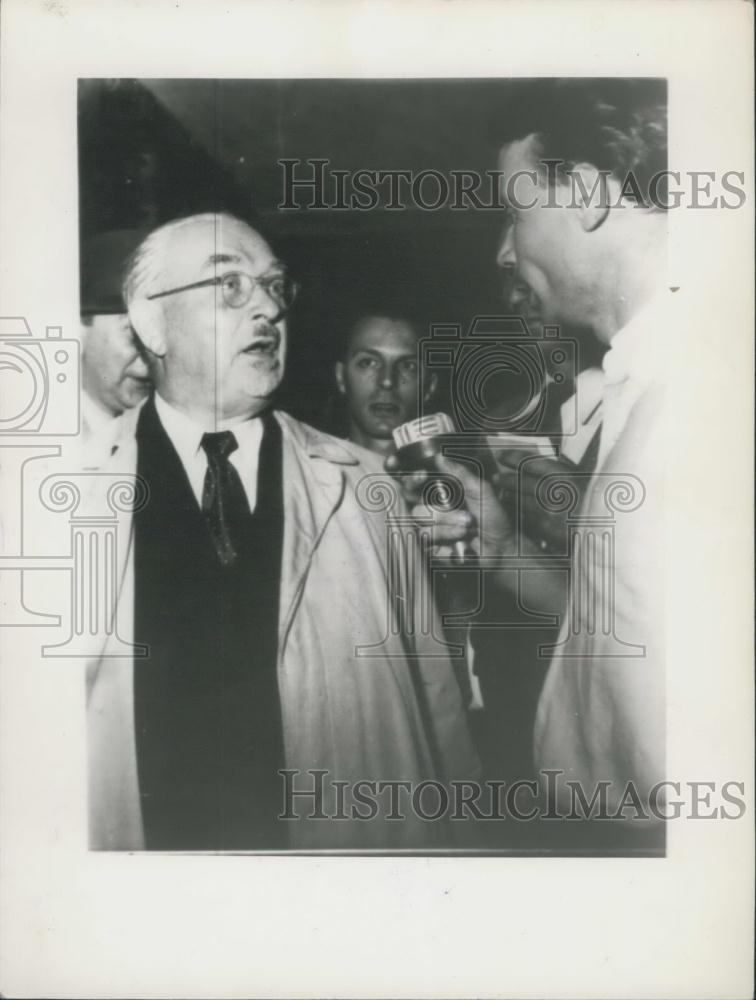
[334,360,346,395]
[128,298,167,357]
[571,162,611,233]
[422,371,438,402]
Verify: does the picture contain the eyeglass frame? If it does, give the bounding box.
[145,269,299,311]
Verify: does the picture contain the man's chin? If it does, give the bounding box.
[218,372,282,420]
[240,346,282,369]
[247,383,280,408]
[362,418,402,439]
[119,383,150,409]
[241,357,281,384]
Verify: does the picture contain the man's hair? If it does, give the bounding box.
[495,78,667,207]
[122,211,245,304]
[336,301,424,362]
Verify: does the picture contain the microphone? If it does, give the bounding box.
[392,413,470,563]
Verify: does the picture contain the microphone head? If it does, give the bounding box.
[392,413,456,451]
[392,413,457,471]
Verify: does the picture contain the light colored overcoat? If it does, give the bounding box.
[83,405,479,850]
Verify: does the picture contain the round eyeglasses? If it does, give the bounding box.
[147,270,299,312]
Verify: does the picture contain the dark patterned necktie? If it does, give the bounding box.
[200,430,250,567]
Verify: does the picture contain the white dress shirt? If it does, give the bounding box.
[154,393,264,511]
[77,392,126,469]
[596,291,673,468]
[81,391,116,440]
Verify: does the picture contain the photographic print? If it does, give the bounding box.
[0,2,752,997]
[75,76,677,857]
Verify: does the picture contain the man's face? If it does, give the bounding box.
[157,218,287,421]
[496,135,593,327]
[504,271,545,338]
[81,314,150,416]
[335,317,426,449]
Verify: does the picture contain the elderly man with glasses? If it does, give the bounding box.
[84,212,478,852]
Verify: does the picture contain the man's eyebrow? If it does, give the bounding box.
[202,252,243,269]
[350,347,418,360]
[201,254,287,273]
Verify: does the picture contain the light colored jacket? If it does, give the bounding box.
[534,293,672,824]
[85,405,479,850]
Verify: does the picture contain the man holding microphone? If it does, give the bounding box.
[389,79,670,848]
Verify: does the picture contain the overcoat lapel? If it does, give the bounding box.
[275,411,357,656]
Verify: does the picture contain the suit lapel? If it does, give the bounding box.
[90,405,362,664]
[274,412,354,654]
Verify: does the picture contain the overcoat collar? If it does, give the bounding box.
[96,402,371,658]
[272,410,361,653]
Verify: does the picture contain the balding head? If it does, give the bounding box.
[125,214,291,427]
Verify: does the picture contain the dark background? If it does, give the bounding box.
[78,78,541,426]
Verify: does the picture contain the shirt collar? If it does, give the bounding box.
[602,289,675,389]
[82,391,117,436]
[154,393,262,465]
[79,392,125,466]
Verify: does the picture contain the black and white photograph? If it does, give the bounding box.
[0,1,753,997]
[76,76,672,856]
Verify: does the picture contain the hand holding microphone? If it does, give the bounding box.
[386,413,511,562]
[389,413,469,562]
